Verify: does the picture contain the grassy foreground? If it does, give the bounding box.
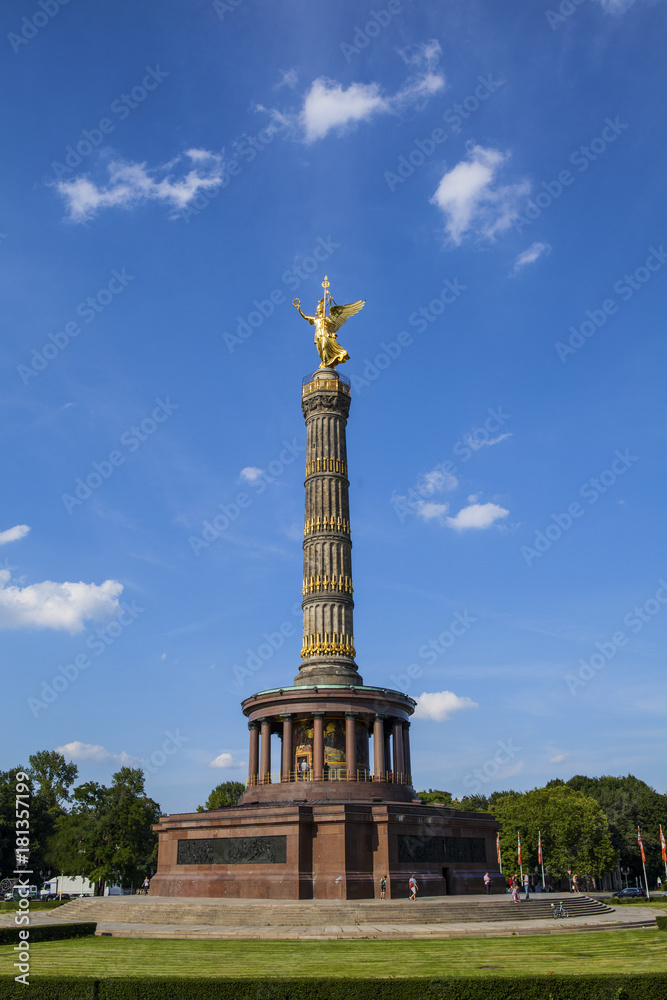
[0,929,663,979]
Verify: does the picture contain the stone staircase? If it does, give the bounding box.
[51,893,613,926]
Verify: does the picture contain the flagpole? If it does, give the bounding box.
[518,831,523,883]
[496,833,502,875]
[638,827,651,901]
[539,829,545,889]
[660,826,667,885]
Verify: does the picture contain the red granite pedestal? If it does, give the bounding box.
[151,782,504,899]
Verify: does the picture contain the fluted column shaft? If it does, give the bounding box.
[259,718,271,782]
[392,720,404,778]
[281,715,292,781]
[248,723,259,783]
[313,714,324,780]
[373,716,385,778]
[345,712,357,780]
[402,722,412,784]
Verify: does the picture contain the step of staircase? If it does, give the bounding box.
[51,894,613,926]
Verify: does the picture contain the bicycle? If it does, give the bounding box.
[551,901,569,919]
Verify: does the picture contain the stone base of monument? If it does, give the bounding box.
[151,798,503,900]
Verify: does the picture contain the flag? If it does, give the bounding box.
[660,825,667,863]
[517,831,521,866]
[638,826,646,864]
[538,830,542,865]
[496,833,501,865]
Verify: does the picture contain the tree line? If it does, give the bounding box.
[418,774,667,884]
[0,751,160,895]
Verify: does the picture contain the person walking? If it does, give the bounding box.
[484,872,491,894]
[409,876,418,901]
[511,880,519,903]
[523,873,530,900]
[142,877,150,895]
[380,875,387,900]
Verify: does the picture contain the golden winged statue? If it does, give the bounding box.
[294,276,365,369]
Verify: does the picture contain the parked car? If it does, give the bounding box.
[612,887,646,898]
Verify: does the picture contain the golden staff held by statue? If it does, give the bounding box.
[294,276,365,370]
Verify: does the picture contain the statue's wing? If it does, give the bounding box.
[329,300,366,332]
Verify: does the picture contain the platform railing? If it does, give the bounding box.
[246,770,411,787]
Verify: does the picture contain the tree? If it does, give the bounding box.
[27,750,78,816]
[52,768,160,895]
[452,794,489,812]
[563,774,667,884]
[493,785,616,882]
[196,781,245,811]
[0,764,63,886]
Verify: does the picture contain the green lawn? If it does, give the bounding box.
[0,930,664,979]
[0,901,65,913]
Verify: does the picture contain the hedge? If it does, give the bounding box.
[657,916,667,930]
[0,922,96,946]
[0,976,666,1000]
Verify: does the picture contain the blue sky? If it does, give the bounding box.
[1,0,666,815]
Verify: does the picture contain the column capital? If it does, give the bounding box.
[402,720,411,729]
[248,721,259,731]
[374,713,386,721]
[312,711,324,719]
[345,711,357,720]
[280,713,292,721]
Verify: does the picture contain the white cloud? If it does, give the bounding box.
[56,741,140,766]
[392,464,458,521]
[417,468,458,495]
[301,79,389,142]
[398,39,442,69]
[295,42,444,143]
[549,753,566,763]
[276,68,298,89]
[464,431,513,452]
[239,466,263,483]
[56,149,226,223]
[413,690,478,722]
[431,145,529,244]
[209,752,245,769]
[0,524,30,545]
[446,502,509,531]
[416,501,450,522]
[0,570,122,633]
[510,241,551,276]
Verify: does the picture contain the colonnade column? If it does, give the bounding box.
[281,715,292,781]
[392,720,404,779]
[248,722,259,784]
[259,718,271,783]
[313,713,324,781]
[373,715,385,779]
[345,712,357,780]
[384,729,392,776]
[402,721,412,785]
